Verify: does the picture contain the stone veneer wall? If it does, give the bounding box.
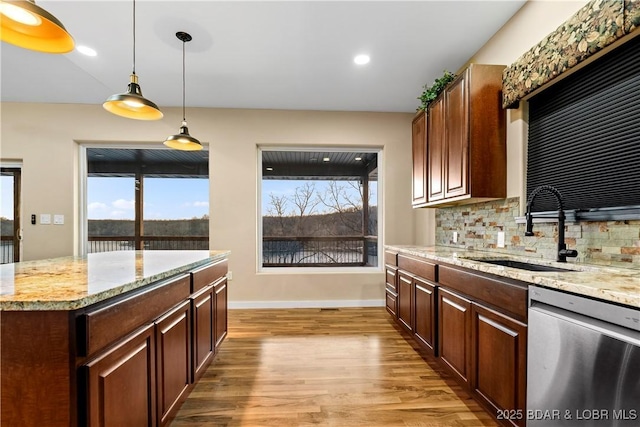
[435,197,640,269]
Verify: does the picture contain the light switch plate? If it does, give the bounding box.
[40,214,51,225]
[54,214,64,225]
[497,231,505,248]
[453,231,458,243]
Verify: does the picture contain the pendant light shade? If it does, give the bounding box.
[103,73,163,120]
[164,31,202,151]
[103,0,162,120]
[0,0,74,53]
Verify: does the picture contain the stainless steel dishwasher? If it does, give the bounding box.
[527,286,640,426]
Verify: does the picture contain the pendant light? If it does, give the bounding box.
[0,0,74,53]
[103,0,162,120]
[164,31,202,151]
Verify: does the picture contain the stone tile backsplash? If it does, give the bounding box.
[435,197,640,269]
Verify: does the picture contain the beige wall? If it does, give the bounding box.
[469,0,589,205]
[0,103,415,305]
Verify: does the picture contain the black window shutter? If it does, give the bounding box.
[527,35,640,213]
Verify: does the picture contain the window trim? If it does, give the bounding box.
[257,146,384,273]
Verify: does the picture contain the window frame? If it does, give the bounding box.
[257,146,384,274]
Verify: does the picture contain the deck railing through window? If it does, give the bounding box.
[1,236,15,264]
[263,236,378,267]
[88,236,208,253]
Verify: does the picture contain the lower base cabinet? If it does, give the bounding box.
[397,271,414,332]
[413,277,436,353]
[83,323,157,427]
[471,302,527,427]
[438,287,472,387]
[214,278,228,347]
[156,300,192,425]
[192,285,215,381]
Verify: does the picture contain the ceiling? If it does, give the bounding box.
[1,0,526,113]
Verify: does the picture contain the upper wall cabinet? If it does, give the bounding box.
[412,64,506,208]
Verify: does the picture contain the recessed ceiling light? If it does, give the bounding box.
[323,157,330,162]
[354,54,370,65]
[77,45,97,57]
[266,167,274,171]
[310,157,318,162]
[355,157,362,161]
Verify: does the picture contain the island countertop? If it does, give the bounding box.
[0,250,230,311]
[385,245,639,308]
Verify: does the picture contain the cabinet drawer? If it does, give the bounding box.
[78,274,191,357]
[438,265,527,322]
[385,266,397,291]
[398,254,437,282]
[384,250,398,266]
[191,259,228,293]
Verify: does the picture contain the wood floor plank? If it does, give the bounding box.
[171,307,497,427]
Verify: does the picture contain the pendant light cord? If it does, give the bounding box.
[132,0,136,75]
[182,39,186,122]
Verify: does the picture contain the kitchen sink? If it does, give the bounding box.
[467,258,576,272]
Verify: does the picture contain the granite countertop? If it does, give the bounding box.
[386,245,639,308]
[0,250,230,311]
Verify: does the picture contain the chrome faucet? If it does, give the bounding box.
[525,185,578,262]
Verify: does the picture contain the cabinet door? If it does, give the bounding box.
[214,278,228,348]
[192,285,215,381]
[385,266,398,317]
[412,112,428,205]
[414,277,436,353]
[83,324,156,427]
[438,288,471,388]
[397,271,414,332]
[428,96,445,202]
[156,300,191,426]
[471,303,527,427]
[444,72,469,199]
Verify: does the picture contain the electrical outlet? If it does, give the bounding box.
[227,271,233,281]
[453,231,458,243]
[497,231,505,248]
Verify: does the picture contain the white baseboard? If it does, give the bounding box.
[228,299,385,309]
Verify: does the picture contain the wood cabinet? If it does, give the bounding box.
[397,271,414,332]
[412,111,428,205]
[438,287,472,387]
[214,278,228,348]
[83,323,157,427]
[471,303,527,427]
[192,285,215,381]
[155,300,192,426]
[414,276,436,353]
[384,265,398,317]
[415,64,506,208]
[0,257,229,427]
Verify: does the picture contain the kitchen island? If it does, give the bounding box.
[0,250,230,427]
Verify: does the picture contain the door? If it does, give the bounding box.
[397,271,414,332]
[155,300,191,425]
[438,288,471,388]
[414,277,436,353]
[412,112,428,205]
[83,324,156,427]
[214,278,228,348]
[192,284,215,381]
[444,72,469,199]
[471,302,527,427]
[427,96,445,202]
[0,167,21,263]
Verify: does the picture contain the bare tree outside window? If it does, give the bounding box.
[261,150,379,268]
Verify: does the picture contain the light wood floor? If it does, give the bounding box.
[171,307,497,427]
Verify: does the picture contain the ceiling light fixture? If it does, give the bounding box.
[355,157,362,161]
[164,31,202,151]
[323,157,330,162]
[354,54,370,65]
[0,0,74,53]
[103,0,162,120]
[76,45,97,57]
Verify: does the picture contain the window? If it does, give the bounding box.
[85,147,209,254]
[259,148,380,270]
[0,167,21,263]
[527,35,640,220]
